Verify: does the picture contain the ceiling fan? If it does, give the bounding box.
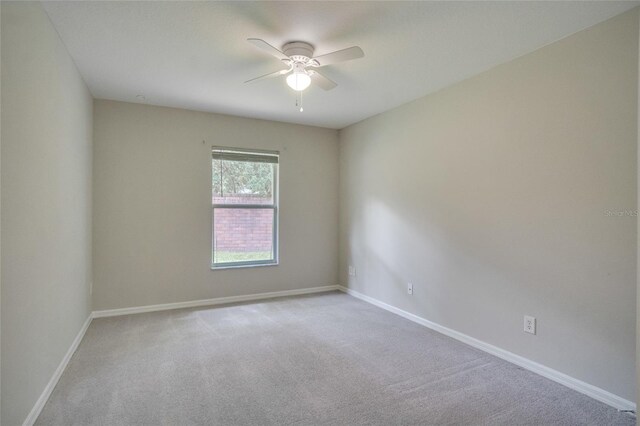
[244,39,364,92]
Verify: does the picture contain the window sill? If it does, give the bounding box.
[211,262,279,271]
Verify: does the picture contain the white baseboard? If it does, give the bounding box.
[337,285,635,412]
[92,285,340,318]
[22,314,93,426]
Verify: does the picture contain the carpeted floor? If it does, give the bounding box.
[36,291,634,425]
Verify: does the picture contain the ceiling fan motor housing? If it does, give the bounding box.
[282,42,315,63]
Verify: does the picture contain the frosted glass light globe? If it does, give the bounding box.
[286,72,311,91]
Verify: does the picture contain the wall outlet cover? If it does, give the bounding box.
[524,315,536,335]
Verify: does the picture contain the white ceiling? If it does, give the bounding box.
[43,1,638,129]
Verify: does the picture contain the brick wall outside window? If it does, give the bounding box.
[213,195,274,253]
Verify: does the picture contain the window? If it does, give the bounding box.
[212,147,278,268]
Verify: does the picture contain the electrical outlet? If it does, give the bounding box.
[408,283,413,295]
[524,315,536,335]
[348,266,356,277]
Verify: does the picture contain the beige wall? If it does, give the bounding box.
[637,6,640,413]
[1,3,3,421]
[92,100,338,310]
[1,2,93,425]
[339,9,638,401]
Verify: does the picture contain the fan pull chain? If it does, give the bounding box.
[295,90,304,112]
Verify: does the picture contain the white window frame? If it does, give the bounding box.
[211,146,279,269]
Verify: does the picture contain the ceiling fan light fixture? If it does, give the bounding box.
[286,71,311,91]
[246,38,364,96]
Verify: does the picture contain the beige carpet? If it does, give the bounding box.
[36,292,634,425]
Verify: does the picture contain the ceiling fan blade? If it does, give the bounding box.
[309,70,337,91]
[244,68,291,84]
[312,46,364,67]
[247,38,289,61]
